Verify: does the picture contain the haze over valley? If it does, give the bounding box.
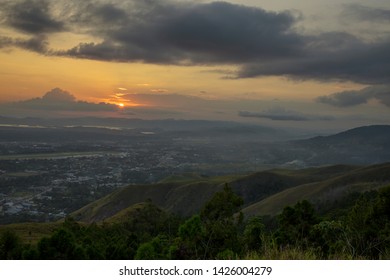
[0,117,390,224]
[0,0,389,260]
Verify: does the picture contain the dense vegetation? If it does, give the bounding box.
[1,183,389,260]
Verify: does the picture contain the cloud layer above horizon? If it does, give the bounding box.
[1,0,389,86]
[317,85,390,107]
[5,88,118,112]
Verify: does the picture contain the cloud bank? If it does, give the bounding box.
[317,85,390,107]
[342,4,390,23]
[0,0,389,85]
[7,88,118,112]
[239,106,334,121]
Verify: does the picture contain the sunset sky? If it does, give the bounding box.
[0,0,389,131]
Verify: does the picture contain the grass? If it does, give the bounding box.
[71,163,390,222]
[242,163,390,217]
[0,222,61,244]
[245,247,318,260]
[158,173,244,185]
[104,202,149,224]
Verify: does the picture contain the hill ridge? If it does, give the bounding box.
[69,163,390,223]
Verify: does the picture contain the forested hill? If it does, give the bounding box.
[70,163,390,223]
[1,162,390,260]
[290,125,390,165]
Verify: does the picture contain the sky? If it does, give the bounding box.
[0,0,389,132]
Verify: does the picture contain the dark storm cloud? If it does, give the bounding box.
[239,107,333,121]
[15,35,49,52]
[2,0,64,34]
[342,4,390,22]
[316,85,390,107]
[93,3,128,23]
[6,88,118,112]
[59,1,301,64]
[237,33,390,84]
[157,2,301,63]
[1,0,389,85]
[0,35,48,52]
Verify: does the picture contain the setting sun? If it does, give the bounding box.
[118,103,125,108]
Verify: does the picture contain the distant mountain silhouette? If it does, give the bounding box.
[291,125,390,165]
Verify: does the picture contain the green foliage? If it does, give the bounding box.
[37,228,78,259]
[4,183,390,260]
[120,202,174,242]
[342,186,390,258]
[21,244,39,260]
[201,184,243,222]
[135,235,171,260]
[275,200,319,247]
[216,249,236,260]
[200,184,244,259]
[135,242,156,260]
[310,220,348,258]
[243,216,265,252]
[0,230,22,259]
[176,215,205,259]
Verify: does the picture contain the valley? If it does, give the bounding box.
[1,118,390,260]
[1,119,390,224]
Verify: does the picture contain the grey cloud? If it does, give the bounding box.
[342,4,390,22]
[0,36,14,48]
[50,1,390,85]
[2,0,64,34]
[1,0,389,85]
[15,35,49,52]
[6,88,118,112]
[93,3,128,23]
[58,1,301,65]
[316,91,368,107]
[0,34,49,53]
[239,107,333,121]
[238,33,390,84]
[157,2,301,63]
[316,85,390,107]
[42,88,76,102]
[239,110,308,121]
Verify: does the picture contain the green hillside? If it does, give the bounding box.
[70,164,365,223]
[71,183,179,222]
[2,163,390,260]
[0,222,61,245]
[3,163,388,238]
[242,163,390,217]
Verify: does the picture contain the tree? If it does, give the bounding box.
[344,186,390,258]
[243,216,265,252]
[135,235,170,260]
[37,229,78,259]
[275,200,319,247]
[173,215,206,259]
[200,184,244,259]
[201,184,243,222]
[0,230,21,259]
[310,220,348,258]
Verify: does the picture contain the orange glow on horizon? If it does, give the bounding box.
[97,97,145,108]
